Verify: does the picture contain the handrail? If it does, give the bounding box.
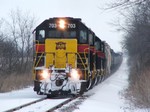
[33,40,39,79]
[76,53,87,80]
[84,48,89,65]
[84,47,97,79]
[35,52,44,67]
[33,40,39,68]
[33,40,45,68]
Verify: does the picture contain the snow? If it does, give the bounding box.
[73,57,129,112]
[16,99,70,112]
[0,57,133,112]
[0,87,46,112]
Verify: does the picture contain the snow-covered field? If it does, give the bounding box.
[0,57,131,112]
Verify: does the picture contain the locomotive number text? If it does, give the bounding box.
[49,23,76,28]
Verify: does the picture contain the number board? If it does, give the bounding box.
[49,23,76,29]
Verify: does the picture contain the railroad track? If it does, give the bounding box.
[46,95,79,112]
[4,95,81,112]
[5,97,47,112]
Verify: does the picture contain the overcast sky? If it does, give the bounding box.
[0,0,123,52]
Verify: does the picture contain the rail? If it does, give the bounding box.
[5,97,47,112]
[4,95,83,112]
[46,95,79,112]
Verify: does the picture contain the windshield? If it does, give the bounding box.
[48,30,76,38]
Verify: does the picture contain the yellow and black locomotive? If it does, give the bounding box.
[33,17,122,97]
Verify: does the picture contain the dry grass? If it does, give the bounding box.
[0,73,33,93]
[125,68,150,108]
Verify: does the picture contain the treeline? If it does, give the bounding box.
[123,1,150,108]
[0,9,36,92]
[110,0,150,108]
[104,0,150,109]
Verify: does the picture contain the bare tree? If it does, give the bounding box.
[115,0,150,108]
[6,9,36,73]
[103,0,149,10]
[0,9,36,92]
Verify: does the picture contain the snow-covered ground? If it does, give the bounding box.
[0,57,131,112]
[73,57,129,112]
[0,87,45,111]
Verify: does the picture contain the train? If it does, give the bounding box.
[33,17,123,97]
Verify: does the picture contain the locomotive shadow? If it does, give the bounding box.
[47,94,77,99]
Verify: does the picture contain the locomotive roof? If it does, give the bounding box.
[49,17,81,21]
[33,17,102,42]
[34,17,82,31]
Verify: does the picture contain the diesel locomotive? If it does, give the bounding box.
[33,17,122,97]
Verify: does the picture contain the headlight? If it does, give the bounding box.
[36,69,50,80]
[41,69,50,79]
[70,69,82,81]
[58,19,66,29]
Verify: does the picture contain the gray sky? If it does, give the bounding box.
[0,0,123,52]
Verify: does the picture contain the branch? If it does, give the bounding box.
[100,0,147,11]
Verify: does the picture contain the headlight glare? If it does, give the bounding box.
[70,69,81,80]
[58,19,66,29]
[36,69,50,80]
[41,69,50,79]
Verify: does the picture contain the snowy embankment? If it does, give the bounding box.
[73,57,129,112]
[0,57,131,112]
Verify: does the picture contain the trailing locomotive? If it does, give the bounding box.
[33,17,122,97]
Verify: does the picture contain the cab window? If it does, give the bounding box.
[89,34,94,45]
[48,31,61,37]
[79,30,87,43]
[37,30,45,42]
[48,30,76,38]
[95,41,100,50]
[101,43,105,52]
